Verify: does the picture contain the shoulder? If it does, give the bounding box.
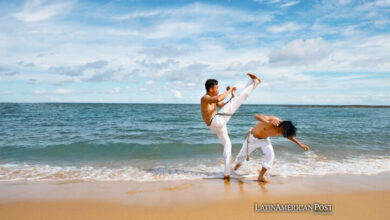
[202,94,212,100]
[201,94,210,103]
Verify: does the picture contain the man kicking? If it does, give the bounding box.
[201,73,261,179]
[233,114,310,183]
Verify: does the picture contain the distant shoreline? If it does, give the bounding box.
[1,102,389,108]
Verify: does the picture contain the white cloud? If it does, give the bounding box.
[114,2,258,21]
[1,1,390,104]
[0,90,12,95]
[156,63,209,81]
[110,2,273,39]
[254,0,282,4]
[280,1,300,8]
[33,90,46,94]
[145,80,154,85]
[170,89,183,98]
[267,22,303,33]
[337,0,353,5]
[54,89,73,94]
[373,0,390,7]
[107,87,121,94]
[12,0,73,22]
[269,38,332,65]
[34,89,73,95]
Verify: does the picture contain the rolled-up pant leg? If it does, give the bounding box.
[260,139,275,170]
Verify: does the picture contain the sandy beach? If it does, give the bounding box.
[1,172,390,220]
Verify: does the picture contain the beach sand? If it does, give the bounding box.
[1,172,390,220]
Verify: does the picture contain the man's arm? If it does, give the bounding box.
[287,137,310,151]
[254,114,282,126]
[216,98,231,108]
[216,87,236,108]
[202,87,233,104]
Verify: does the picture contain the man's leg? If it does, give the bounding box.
[234,134,260,170]
[219,77,260,123]
[258,167,269,183]
[258,139,275,183]
[213,125,232,178]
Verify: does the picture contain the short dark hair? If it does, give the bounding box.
[205,79,218,91]
[279,121,297,137]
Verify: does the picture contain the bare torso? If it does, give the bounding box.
[201,96,217,125]
[251,121,281,139]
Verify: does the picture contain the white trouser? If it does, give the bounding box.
[208,78,260,176]
[235,132,275,170]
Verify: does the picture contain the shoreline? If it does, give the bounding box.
[1,172,390,204]
[1,172,390,219]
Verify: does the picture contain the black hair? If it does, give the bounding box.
[205,79,218,92]
[279,121,297,137]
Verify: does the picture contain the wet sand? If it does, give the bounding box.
[1,172,390,219]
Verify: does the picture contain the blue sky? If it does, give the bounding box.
[0,0,389,104]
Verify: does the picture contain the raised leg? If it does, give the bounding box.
[219,76,260,124]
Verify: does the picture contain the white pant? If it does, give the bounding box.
[208,78,260,175]
[235,131,275,170]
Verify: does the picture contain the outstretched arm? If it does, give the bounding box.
[287,137,310,151]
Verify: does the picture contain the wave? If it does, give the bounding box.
[1,152,390,182]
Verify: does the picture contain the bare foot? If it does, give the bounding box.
[234,163,241,171]
[247,72,261,83]
[223,175,230,179]
[258,176,270,183]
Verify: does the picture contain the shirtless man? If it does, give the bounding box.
[201,73,261,179]
[233,114,310,183]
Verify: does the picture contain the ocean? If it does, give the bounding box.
[1,103,389,181]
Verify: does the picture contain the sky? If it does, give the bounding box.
[0,0,389,105]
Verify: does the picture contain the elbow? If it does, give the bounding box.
[255,113,263,118]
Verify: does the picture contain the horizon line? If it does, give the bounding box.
[0,102,389,107]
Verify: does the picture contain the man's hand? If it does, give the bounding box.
[299,144,310,151]
[269,118,281,127]
[226,86,232,91]
[231,87,236,97]
[287,136,310,151]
